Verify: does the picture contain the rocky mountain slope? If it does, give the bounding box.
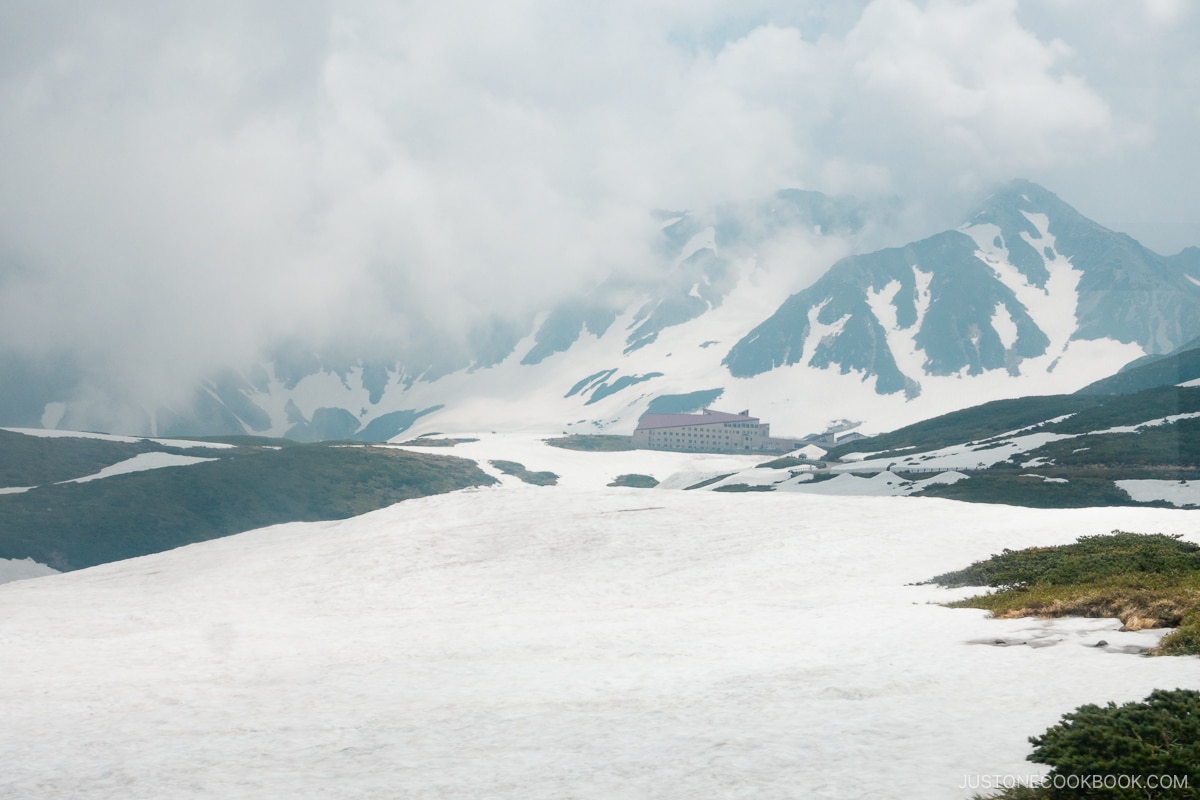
[7,181,1199,441]
[725,180,1200,397]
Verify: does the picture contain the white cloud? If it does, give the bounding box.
[834,0,1138,188]
[0,0,1193,412]
[1143,0,1185,25]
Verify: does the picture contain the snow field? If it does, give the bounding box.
[1116,480,1200,507]
[2,427,237,449]
[2,481,1198,799]
[395,434,769,491]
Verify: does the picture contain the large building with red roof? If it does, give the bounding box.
[632,408,799,454]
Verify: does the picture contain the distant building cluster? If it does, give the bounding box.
[632,409,800,454]
[800,430,867,447]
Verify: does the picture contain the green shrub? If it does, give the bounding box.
[607,474,659,488]
[543,435,635,451]
[1159,608,1200,655]
[926,532,1200,656]
[978,690,1200,799]
[488,460,559,486]
[397,437,479,447]
[756,456,807,469]
[712,483,775,492]
[913,473,1137,507]
[1030,689,1200,798]
[928,532,1200,589]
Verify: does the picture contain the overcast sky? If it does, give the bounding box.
[1,0,1197,402]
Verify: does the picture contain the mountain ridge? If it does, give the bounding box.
[724,180,1200,399]
[5,179,1198,441]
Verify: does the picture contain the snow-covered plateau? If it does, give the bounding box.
[2,437,1198,799]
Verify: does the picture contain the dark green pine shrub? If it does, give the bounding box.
[978,689,1200,799]
[1029,688,1200,799]
[607,474,659,488]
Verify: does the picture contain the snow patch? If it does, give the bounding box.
[962,223,1006,264]
[799,299,852,367]
[962,215,1089,370]
[2,428,237,449]
[1021,474,1069,483]
[990,302,1019,351]
[1092,412,1200,435]
[1019,210,1049,240]
[776,469,966,497]
[1117,480,1200,507]
[0,557,59,585]
[831,431,1073,474]
[677,226,716,264]
[863,268,935,391]
[707,468,784,489]
[63,453,218,483]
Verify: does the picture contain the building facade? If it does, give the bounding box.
[632,408,799,454]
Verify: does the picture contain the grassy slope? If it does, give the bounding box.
[826,386,1200,507]
[0,430,302,487]
[823,395,1102,461]
[918,391,1200,507]
[826,386,1200,463]
[0,430,164,486]
[1041,385,1200,435]
[1075,341,1200,395]
[915,473,1143,508]
[1021,419,1200,470]
[927,532,1200,656]
[544,435,636,452]
[0,444,496,571]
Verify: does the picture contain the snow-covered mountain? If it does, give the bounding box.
[725,180,1200,396]
[11,180,1200,441]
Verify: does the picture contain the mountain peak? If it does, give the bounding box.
[965,179,1080,228]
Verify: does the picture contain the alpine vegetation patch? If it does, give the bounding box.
[488,460,559,486]
[972,688,1200,799]
[927,532,1200,655]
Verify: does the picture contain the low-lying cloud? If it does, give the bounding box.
[0,0,1195,409]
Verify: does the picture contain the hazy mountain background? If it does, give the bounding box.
[2,2,1199,439]
[4,178,1198,442]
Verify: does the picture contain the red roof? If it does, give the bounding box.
[635,408,758,431]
